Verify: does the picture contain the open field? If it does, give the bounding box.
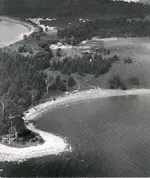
[102,37,150,88]
[50,37,150,89]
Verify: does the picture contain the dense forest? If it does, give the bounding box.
[58,18,150,44]
[0,0,149,18]
[0,49,62,137]
[0,50,47,136]
[51,53,119,77]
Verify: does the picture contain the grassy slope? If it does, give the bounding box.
[47,38,150,90]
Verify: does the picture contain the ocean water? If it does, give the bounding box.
[1,94,150,176]
[0,20,29,47]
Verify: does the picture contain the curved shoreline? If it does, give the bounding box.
[1,88,150,162]
[0,16,37,48]
[0,17,71,163]
[24,88,150,122]
[0,120,71,162]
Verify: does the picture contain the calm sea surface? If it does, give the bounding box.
[0,20,29,47]
[1,94,150,176]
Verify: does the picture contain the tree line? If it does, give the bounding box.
[51,53,119,77]
[1,0,149,18]
[0,50,76,138]
[58,18,150,45]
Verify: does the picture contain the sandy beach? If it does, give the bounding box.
[1,88,150,162]
[0,122,71,162]
[24,88,150,122]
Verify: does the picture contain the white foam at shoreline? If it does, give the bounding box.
[24,88,150,122]
[0,16,36,48]
[1,87,150,162]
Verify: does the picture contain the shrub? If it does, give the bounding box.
[59,82,66,92]
[55,75,66,92]
[124,57,133,64]
[67,76,77,87]
[48,82,57,91]
[129,76,139,85]
[109,75,127,90]
[112,54,119,62]
[18,45,28,53]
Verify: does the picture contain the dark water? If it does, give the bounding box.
[1,94,150,176]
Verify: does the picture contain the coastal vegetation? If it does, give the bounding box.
[51,53,119,77]
[58,18,150,44]
[129,77,139,86]
[109,75,127,90]
[0,50,49,143]
[67,76,77,87]
[0,50,48,144]
[124,57,133,64]
[0,49,77,143]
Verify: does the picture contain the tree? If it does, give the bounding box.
[67,76,77,87]
[129,77,139,86]
[107,49,111,55]
[112,54,119,62]
[55,75,61,86]
[8,115,18,144]
[18,45,28,53]
[0,93,10,120]
[44,76,54,94]
[55,75,66,92]
[109,75,127,90]
[124,57,133,64]
[30,89,39,106]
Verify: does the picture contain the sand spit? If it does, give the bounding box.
[0,122,70,162]
[0,125,70,162]
[1,88,150,162]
